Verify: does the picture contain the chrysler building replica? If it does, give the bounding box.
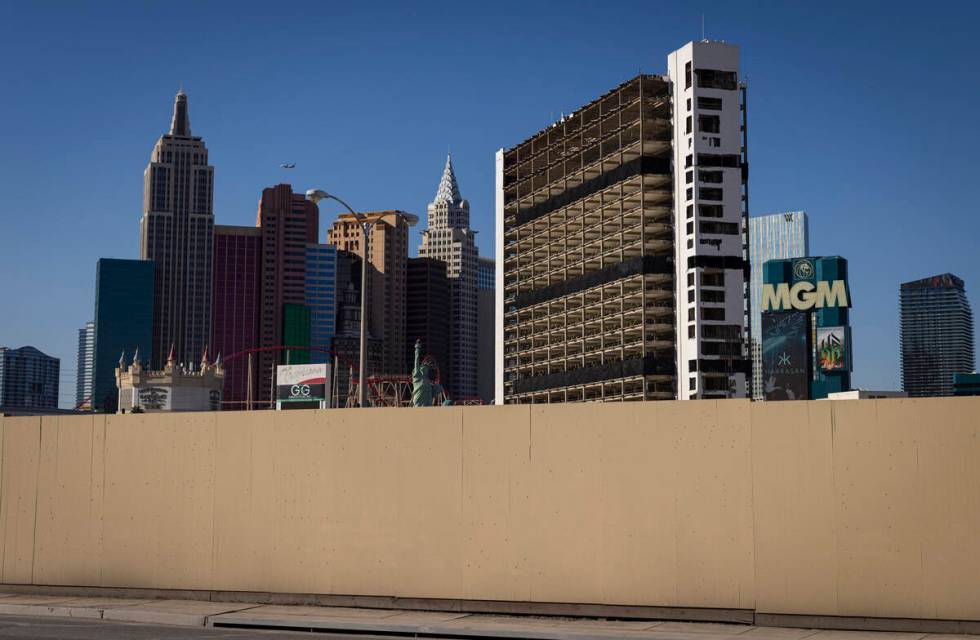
[140,90,215,369]
[418,154,479,399]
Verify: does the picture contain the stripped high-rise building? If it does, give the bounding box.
[418,155,479,399]
[140,90,215,369]
[495,40,749,403]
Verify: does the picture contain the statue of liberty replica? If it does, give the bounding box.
[411,339,451,407]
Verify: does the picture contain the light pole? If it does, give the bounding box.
[306,189,418,408]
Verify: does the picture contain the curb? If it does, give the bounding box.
[0,604,103,620]
[208,613,672,640]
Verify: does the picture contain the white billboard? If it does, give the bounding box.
[276,363,330,407]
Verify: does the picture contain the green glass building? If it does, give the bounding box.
[92,259,155,412]
[953,372,980,396]
[282,303,311,365]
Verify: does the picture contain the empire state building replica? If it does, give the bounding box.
[418,154,479,399]
[139,90,215,369]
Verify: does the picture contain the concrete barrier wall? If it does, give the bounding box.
[1,398,978,621]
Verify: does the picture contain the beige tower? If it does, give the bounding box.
[418,155,479,399]
[139,90,215,370]
[328,212,410,376]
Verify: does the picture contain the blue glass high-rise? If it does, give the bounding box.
[92,258,155,412]
[305,244,337,364]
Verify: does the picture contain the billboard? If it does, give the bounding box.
[276,363,330,404]
[136,386,169,411]
[816,326,848,372]
[762,312,809,401]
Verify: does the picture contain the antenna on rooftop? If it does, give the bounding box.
[701,14,705,40]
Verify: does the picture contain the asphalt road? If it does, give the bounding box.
[0,614,418,640]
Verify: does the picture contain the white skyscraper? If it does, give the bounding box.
[495,41,749,404]
[75,320,95,408]
[419,154,479,399]
[668,41,749,400]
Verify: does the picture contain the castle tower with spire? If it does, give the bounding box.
[139,90,215,370]
[418,154,479,399]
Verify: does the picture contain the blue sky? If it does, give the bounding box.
[1,0,978,405]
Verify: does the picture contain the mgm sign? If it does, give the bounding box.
[762,279,849,312]
[760,257,852,401]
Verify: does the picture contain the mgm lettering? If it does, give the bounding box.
[761,280,849,312]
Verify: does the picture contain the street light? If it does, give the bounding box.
[306,189,418,408]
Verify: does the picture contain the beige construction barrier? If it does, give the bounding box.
[1,398,978,623]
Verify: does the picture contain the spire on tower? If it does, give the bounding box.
[169,89,191,136]
[434,153,462,204]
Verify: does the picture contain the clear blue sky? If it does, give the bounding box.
[2,1,978,406]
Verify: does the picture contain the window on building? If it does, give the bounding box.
[686,97,691,111]
[688,325,696,338]
[700,221,739,235]
[703,376,730,391]
[698,115,720,133]
[686,171,694,184]
[702,324,741,339]
[701,272,725,287]
[685,154,693,168]
[685,61,692,89]
[701,289,725,303]
[689,377,697,390]
[687,272,694,286]
[686,221,694,235]
[698,170,723,184]
[697,153,739,168]
[686,187,693,200]
[697,96,723,110]
[699,188,723,201]
[695,68,737,90]
[685,115,692,134]
[688,289,695,302]
[686,204,693,219]
[699,204,723,218]
[701,307,725,321]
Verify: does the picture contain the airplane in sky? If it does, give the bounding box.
[280,163,295,169]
